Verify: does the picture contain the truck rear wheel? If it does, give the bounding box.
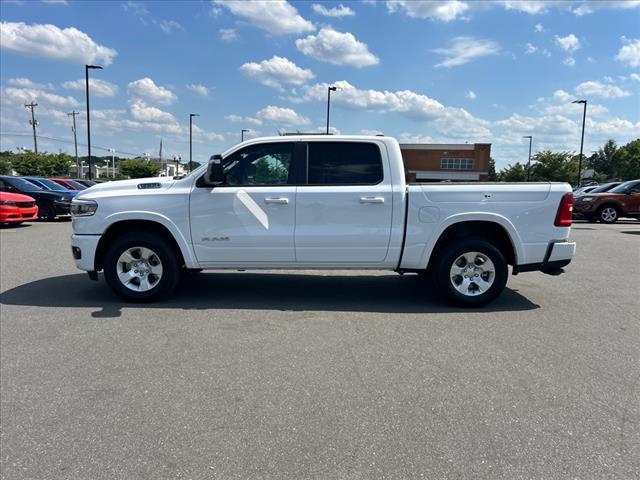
[434,239,508,307]
[103,232,180,302]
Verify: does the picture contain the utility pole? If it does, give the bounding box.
[523,135,533,181]
[24,102,39,153]
[68,111,80,177]
[85,64,103,180]
[108,148,115,178]
[326,86,337,134]
[572,99,587,187]
[189,113,199,173]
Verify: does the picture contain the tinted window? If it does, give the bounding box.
[590,182,620,193]
[222,142,293,186]
[610,181,639,194]
[308,142,383,185]
[33,178,68,191]
[4,177,42,192]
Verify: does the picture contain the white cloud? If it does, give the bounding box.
[615,38,640,68]
[466,90,476,100]
[213,0,315,35]
[192,124,225,142]
[534,23,544,32]
[186,84,209,96]
[224,114,262,126]
[7,77,53,89]
[2,87,80,107]
[256,105,310,126]
[630,73,640,82]
[41,0,68,5]
[553,89,572,102]
[311,3,355,17]
[129,99,176,123]
[296,27,379,67]
[0,22,117,65]
[554,33,580,52]
[574,80,631,98]
[500,1,548,14]
[385,1,469,22]
[563,57,576,66]
[128,77,177,105]
[525,43,537,54]
[433,36,500,68]
[219,28,238,42]
[158,20,183,33]
[240,56,315,89]
[62,78,119,97]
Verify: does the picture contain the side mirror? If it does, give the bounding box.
[203,154,224,186]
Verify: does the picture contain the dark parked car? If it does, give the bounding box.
[0,176,75,221]
[574,180,640,223]
[22,176,80,197]
[74,179,97,188]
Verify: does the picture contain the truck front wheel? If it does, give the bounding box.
[435,239,508,307]
[103,232,180,302]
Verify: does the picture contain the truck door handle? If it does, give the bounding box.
[264,197,289,205]
[359,196,385,204]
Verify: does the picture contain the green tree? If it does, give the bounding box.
[0,158,12,175]
[10,151,71,176]
[588,139,617,178]
[118,159,161,178]
[498,162,527,182]
[612,139,640,180]
[487,157,498,181]
[528,151,578,183]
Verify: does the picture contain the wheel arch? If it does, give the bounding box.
[423,216,520,273]
[94,217,196,271]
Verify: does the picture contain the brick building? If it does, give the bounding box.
[401,143,491,182]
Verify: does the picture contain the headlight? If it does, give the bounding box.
[0,201,17,206]
[581,197,594,202]
[70,199,98,216]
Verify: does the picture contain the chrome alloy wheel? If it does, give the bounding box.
[116,246,163,292]
[449,251,496,297]
[600,207,617,223]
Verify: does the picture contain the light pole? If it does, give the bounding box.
[189,113,199,173]
[241,129,249,142]
[68,111,80,177]
[572,99,587,187]
[85,64,103,180]
[24,102,39,153]
[326,86,337,134]
[108,148,115,178]
[523,135,533,181]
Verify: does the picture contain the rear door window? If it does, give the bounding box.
[307,142,383,185]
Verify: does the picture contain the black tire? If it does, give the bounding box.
[103,232,180,302]
[597,205,619,224]
[434,238,508,307]
[37,202,56,221]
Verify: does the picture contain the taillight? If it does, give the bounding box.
[554,192,573,227]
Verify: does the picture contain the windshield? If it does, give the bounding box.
[590,182,620,193]
[32,178,69,191]
[66,180,87,189]
[609,180,639,194]
[5,177,43,192]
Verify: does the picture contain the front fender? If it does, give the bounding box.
[102,211,199,268]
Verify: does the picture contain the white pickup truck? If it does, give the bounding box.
[70,135,575,306]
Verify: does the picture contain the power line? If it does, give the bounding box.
[0,132,141,157]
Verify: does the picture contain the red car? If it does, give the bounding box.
[49,178,87,190]
[0,191,39,225]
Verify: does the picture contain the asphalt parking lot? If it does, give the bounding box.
[1,220,639,479]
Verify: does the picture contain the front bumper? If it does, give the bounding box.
[54,202,72,215]
[514,240,576,275]
[0,205,39,222]
[70,234,101,272]
[573,202,596,215]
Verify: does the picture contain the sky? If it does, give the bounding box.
[0,0,639,169]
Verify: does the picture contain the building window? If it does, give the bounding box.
[441,158,474,170]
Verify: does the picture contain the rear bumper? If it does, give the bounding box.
[0,205,39,222]
[513,240,575,275]
[70,234,101,272]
